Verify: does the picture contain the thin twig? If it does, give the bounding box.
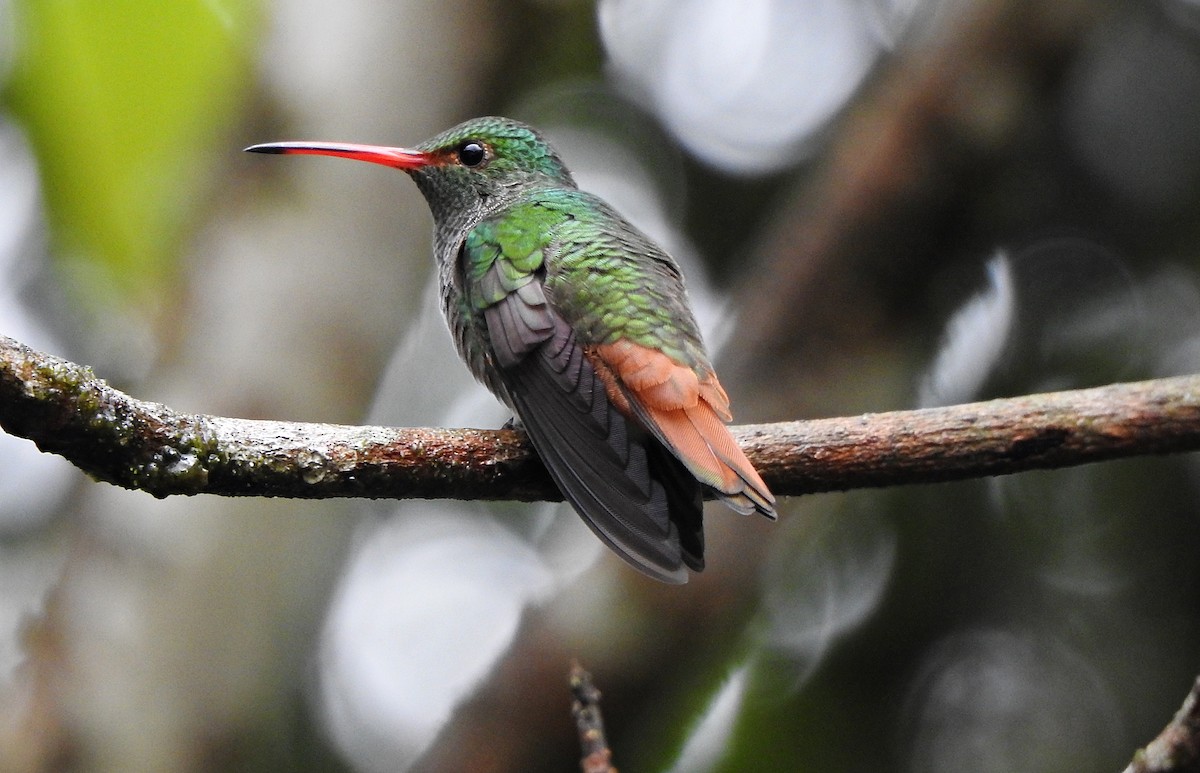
[571,661,616,773]
[3,334,1200,501]
[1124,677,1200,773]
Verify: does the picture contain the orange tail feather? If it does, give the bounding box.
[593,341,776,518]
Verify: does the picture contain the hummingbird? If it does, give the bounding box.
[246,116,775,583]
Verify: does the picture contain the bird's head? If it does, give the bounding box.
[246,116,576,219]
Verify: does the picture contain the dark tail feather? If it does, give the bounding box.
[645,440,704,571]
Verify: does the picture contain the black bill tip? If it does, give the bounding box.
[244,143,290,154]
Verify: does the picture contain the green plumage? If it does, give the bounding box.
[460,188,710,373]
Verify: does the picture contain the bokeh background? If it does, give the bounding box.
[3,0,1200,771]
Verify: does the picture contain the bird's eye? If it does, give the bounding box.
[457,141,487,168]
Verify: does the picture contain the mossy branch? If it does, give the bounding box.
[3,334,1200,501]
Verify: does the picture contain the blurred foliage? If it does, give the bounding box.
[4,0,261,314]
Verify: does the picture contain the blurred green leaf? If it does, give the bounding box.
[6,0,260,311]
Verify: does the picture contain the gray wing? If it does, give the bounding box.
[481,273,703,583]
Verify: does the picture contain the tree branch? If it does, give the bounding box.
[1124,676,1200,773]
[2,334,1200,501]
[570,661,617,773]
